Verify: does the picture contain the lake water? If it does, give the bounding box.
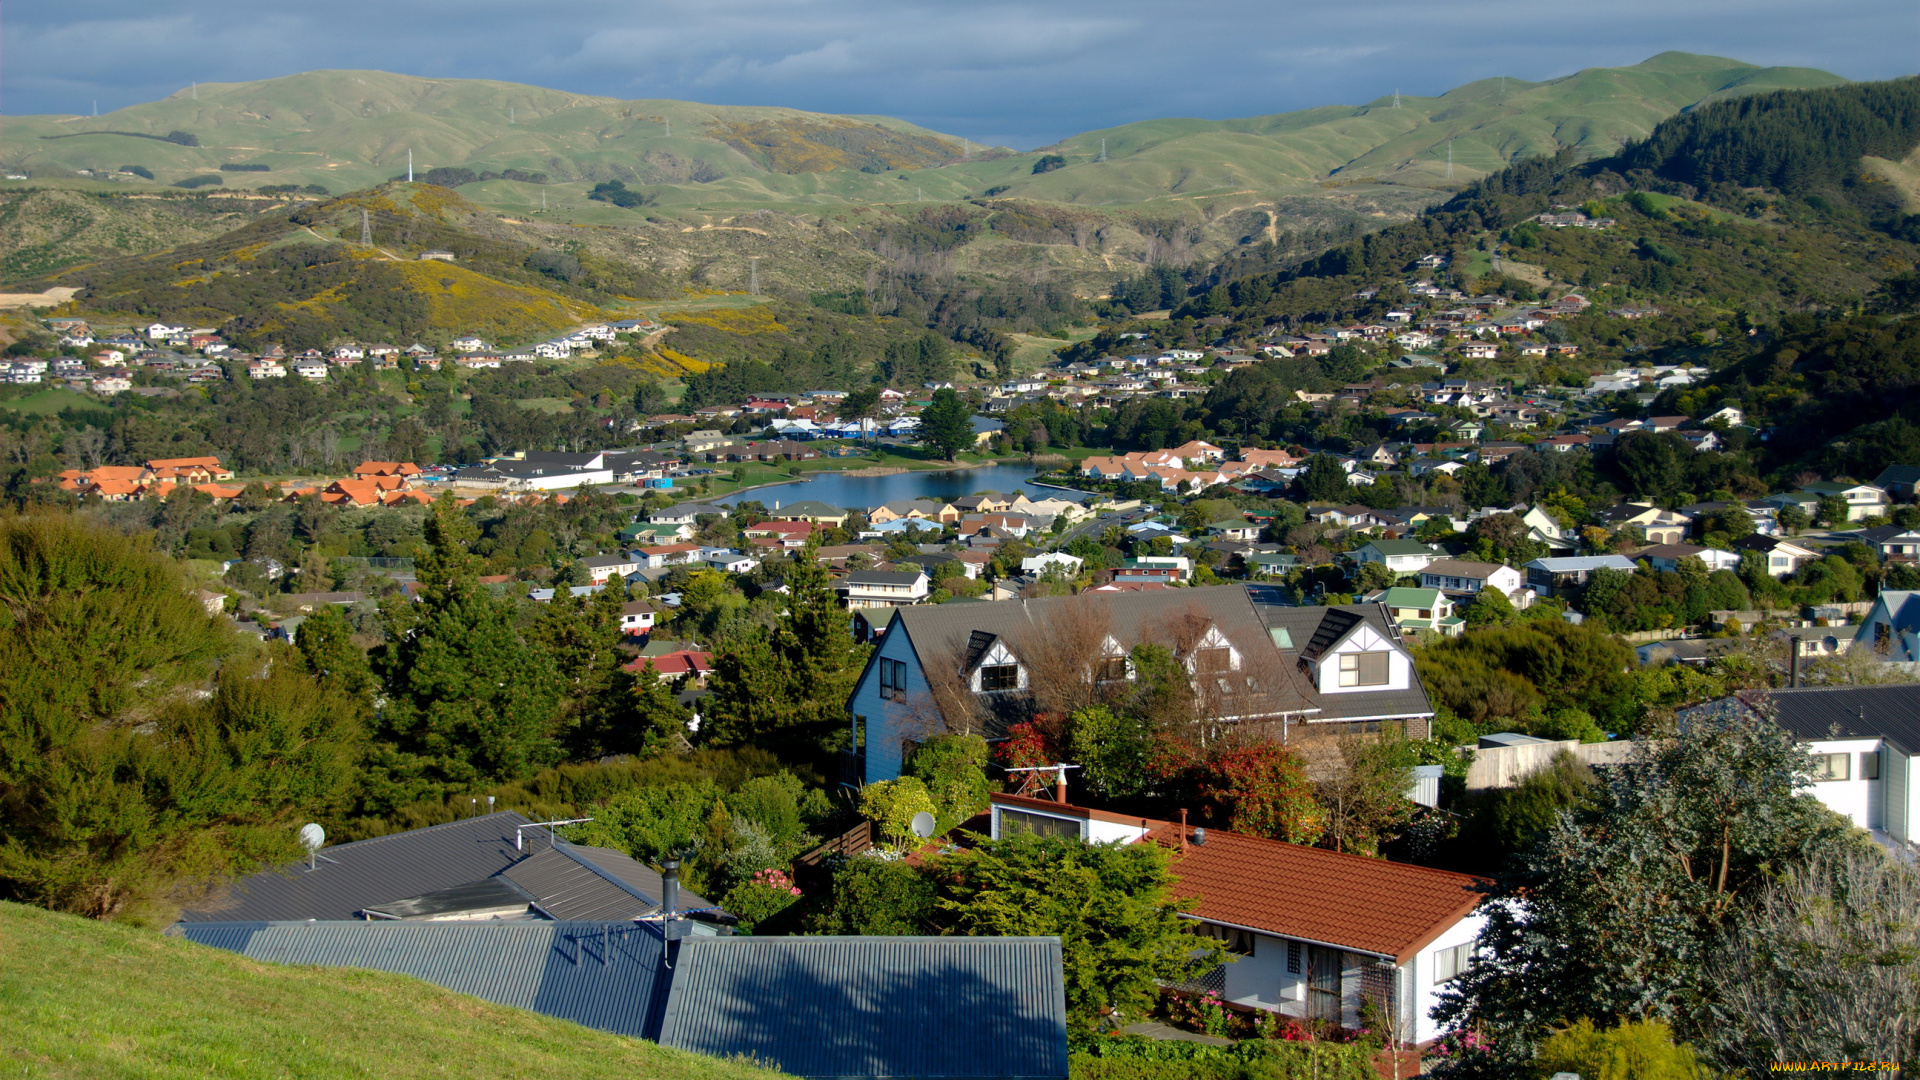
[714,463,1073,510]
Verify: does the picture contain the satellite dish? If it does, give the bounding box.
[909,812,937,839]
[298,823,326,852]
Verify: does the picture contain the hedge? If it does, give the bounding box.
[1069,1035,1376,1080]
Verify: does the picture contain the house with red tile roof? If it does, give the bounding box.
[622,649,713,683]
[986,793,1486,1045]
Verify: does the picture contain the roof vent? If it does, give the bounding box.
[1191,827,1207,847]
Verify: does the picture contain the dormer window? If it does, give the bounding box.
[1340,652,1389,687]
[980,664,1020,691]
[1193,647,1233,675]
[1096,656,1129,682]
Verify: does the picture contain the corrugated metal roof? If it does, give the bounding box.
[498,844,712,920]
[657,936,1068,1079]
[171,920,668,1039]
[178,813,543,923]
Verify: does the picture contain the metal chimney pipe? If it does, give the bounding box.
[1789,635,1802,688]
[661,858,680,914]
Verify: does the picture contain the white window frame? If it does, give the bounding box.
[1808,753,1850,782]
[1339,651,1390,687]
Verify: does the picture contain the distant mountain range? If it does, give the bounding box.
[0,54,1843,214]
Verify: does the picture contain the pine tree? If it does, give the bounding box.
[371,499,562,807]
[702,548,870,757]
[919,388,975,462]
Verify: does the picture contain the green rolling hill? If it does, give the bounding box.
[0,54,1842,216]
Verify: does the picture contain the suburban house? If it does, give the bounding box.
[173,813,1068,1080]
[1852,525,1920,564]
[1799,481,1891,521]
[1635,543,1741,574]
[1733,534,1821,578]
[1361,587,1464,636]
[637,542,703,568]
[1873,464,1920,501]
[846,586,1436,786]
[1599,503,1690,545]
[984,794,1485,1045]
[620,599,658,637]
[1682,686,1920,849]
[1417,559,1526,603]
[1523,555,1637,598]
[1349,539,1440,576]
[582,554,642,584]
[453,451,615,491]
[839,569,931,609]
[1853,591,1920,667]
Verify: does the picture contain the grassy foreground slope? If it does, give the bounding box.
[0,901,783,1080]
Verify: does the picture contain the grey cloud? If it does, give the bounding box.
[2,0,1913,147]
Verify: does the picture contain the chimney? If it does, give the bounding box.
[1789,635,1802,688]
[1055,764,1068,805]
[661,858,681,914]
[1179,809,1189,853]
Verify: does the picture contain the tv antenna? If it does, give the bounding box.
[1393,89,1401,109]
[407,149,413,184]
[909,811,937,839]
[360,209,371,245]
[1003,762,1081,802]
[516,817,594,852]
[298,823,326,870]
[1097,138,1107,162]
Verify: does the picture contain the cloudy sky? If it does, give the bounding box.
[4,0,1915,147]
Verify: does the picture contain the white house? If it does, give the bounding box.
[1020,553,1084,577]
[1636,543,1742,574]
[1685,686,1920,850]
[580,554,641,585]
[1796,481,1891,522]
[839,570,930,610]
[1417,559,1526,602]
[984,793,1485,1045]
[1349,540,1440,576]
[619,600,657,637]
[1523,555,1637,597]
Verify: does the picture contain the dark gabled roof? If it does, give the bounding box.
[1301,607,1363,660]
[656,936,1069,1080]
[1874,464,1920,487]
[177,813,539,923]
[1743,685,1920,755]
[499,843,712,920]
[844,570,926,586]
[962,629,999,673]
[170,920,669,1039]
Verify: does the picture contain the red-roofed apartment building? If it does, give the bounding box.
[985,793,1487,1045]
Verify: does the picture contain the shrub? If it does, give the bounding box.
[588,180,649,208]
[718,867,801,933]
[903,734,990,829]
[1066,1035,1376,1080]
[118,165,153,179]
[1032,154,1067,175]
[173,174,223,189]
[804,854,936,935]
[220,163,270,172]
[857,776,937,841]
[1533,1018,1702,1080]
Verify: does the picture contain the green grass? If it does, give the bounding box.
[1,55,1844,211]
[0,387,95,414]
[0,901,785,1080]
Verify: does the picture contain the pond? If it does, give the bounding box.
[713,463,1079,511]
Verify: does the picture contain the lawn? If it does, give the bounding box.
[0,901,785,1080]
[0,387,96,415]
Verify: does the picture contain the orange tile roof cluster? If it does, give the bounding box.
[194,483,246,500]
[353,460,423,477]
[1144,823,1489,963]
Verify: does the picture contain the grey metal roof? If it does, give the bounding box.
[1746,685,1920,755]
[499,844,711,920]
[178,813,542,923]
[171,920,668,1039]
[657,936,1069,1080]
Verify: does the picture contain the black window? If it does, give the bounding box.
[1193,647,1233,674]
[1096,656,1129,681]
[1286,940,1302,974]
[980,664,1019,691]
[878,658,908,700]
[1195,922,1255,955]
